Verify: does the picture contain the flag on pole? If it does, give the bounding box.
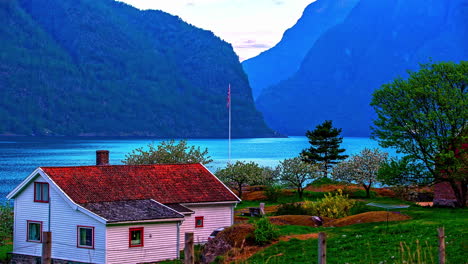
[227,84,231,108]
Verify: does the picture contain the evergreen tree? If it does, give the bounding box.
[301,120,348,177]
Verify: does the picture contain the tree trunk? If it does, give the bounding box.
[363,184,371,198]
[237,182,243,199]
[298,187,303,199]
[448,179,467,207]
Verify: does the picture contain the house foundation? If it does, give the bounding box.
[10,253,91,264]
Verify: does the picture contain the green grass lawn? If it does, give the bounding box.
[245,205,468,264]
[236,191,326,210]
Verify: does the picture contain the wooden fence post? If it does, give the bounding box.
[318,232,326,264]
[438,227,445,264]
[184,232,194,264]
[42,231,52,264]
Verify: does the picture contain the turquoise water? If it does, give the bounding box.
[0,136,397,199]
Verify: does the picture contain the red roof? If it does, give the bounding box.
[41,164,239,204]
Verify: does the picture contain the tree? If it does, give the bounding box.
[377,156,432,187]
[333,148,388,198]
[0,202,13,246]
[371,61,467,207]
[276,157,321,199]
[301,120,348,177]
[123,140,213,165]
[216,161,265,199]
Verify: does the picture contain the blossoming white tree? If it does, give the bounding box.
[332,148,388,197]
[276,157,321,198]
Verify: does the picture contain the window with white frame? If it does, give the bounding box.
[77,226,94,249]
[27,221,42,242]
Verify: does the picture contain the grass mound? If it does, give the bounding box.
[269,215,330,227]
[202,224,254,263]
[243,191,267,201]
[326,211,411,227]
[218,224,255,247]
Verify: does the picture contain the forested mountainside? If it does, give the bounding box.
[250,0,468,136]
[0,0,275,138]
[242,0,360,99]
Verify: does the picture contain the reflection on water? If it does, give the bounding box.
[0,136,397,201]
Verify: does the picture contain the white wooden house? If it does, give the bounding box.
[7,150,240,264]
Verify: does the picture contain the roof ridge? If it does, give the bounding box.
[41,163,202,169]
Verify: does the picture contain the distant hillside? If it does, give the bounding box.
[242,0,360,99]
[254,0,468,136]
[0,0,275,138]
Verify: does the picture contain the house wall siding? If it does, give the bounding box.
[12,174,106,263]
[180,204,234,246]
[13,176,48,257]
[106,222,179,264]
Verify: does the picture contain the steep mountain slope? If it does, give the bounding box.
[256,0,468,136]
[242,0,360,99]
[0,0,275,137]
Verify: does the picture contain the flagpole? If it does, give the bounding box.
[228,84,231,164]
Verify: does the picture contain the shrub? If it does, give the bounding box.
[265,185,282,202]
[351,189,377,198]
[0,203,13,246]
[309,177,341,186]
[253,217,279,245]
[303,189,356,218]
[275,202,308,216]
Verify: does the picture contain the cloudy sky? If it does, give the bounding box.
[118,0,315,61]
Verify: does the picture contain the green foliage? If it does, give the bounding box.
[122,140,212,165]
[253,217,279,245]
[264,185,282,202]
[303,190,356,218]
[378,156,432,187]
[371,61,468,206]
[301,120,348,177]
[216,161,265,199]
[275,203,309,216]
[0,0,274,138]
[309,177,341,186]
[0,203,13,247]
[350,189,376,198]
[276,157,321,199]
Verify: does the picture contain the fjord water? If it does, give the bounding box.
[0,137,397,200]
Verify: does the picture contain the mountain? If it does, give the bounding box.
[0,0,276,138]
[254,0,468,136]
[242,0,360,99]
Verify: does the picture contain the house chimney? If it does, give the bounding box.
[96,150,110,166]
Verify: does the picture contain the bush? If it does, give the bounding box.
[275,203,308,216]
[253,217,279,245]
[308,177,340,186]
[303,189,356,218]
[0,203,13,246]
[350,189,376,198]
[265,185,282,202]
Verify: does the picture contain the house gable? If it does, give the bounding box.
[10,170,106,263]
[7,168,107,224]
